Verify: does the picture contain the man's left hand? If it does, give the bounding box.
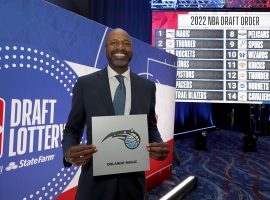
[147,142,170,161]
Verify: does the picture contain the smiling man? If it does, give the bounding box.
[61,28,169,200]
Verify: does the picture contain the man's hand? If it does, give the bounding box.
[65,144,97,166]
[147,142,170,161]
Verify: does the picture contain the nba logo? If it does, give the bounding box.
[0,98,5,158]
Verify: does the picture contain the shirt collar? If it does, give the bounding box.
[107,65,130,80]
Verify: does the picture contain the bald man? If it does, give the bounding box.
[62,28,169,200]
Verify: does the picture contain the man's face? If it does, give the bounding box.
[105,29,133,70]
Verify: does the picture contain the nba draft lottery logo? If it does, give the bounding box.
[102,129,141,149]
[0,44,80,200]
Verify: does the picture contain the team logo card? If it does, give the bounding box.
[166,29,175,38]
[92,114,149,176]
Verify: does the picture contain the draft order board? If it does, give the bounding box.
[154,12,270,104]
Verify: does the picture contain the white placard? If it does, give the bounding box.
[92,114,150,176]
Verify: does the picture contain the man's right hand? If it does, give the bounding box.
[65,144,97,166]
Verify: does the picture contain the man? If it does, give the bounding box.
[62,28,170,200]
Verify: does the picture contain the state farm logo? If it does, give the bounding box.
[5,154,55,171]
[5,161,18,171]
[0,98,5,158]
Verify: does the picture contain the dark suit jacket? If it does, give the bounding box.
[62,67,162,200]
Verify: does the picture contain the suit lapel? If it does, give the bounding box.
[95,68,115,115]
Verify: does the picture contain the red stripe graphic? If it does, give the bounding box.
[0,98,5,158]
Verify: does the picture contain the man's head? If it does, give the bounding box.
[105,28,133,74]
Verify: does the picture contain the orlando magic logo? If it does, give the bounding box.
[102,129,141,149]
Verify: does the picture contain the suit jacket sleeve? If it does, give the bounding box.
[61,78,86,166]
[148,82,163,143]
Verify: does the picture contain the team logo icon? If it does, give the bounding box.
[238,61,247,69]
[238,82,247,90]
[238,92,247,101]
[238,30,247,38]
[166,39,175,48]
[238,71,247,80]
[238,40,247,49]
[166,29,175,38]
[238,51,247,59]
[102,129,141,149]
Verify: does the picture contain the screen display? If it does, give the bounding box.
[151,0,270,9]
[152,11,270,104]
